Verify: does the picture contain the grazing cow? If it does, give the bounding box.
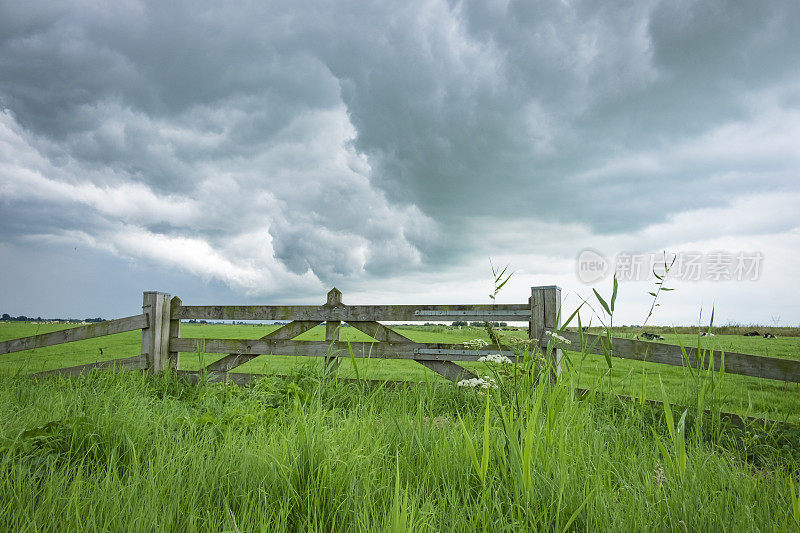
[743,331,760,337]
[700,332,715,337]
[763,333,776,339]
[641,332,665,341]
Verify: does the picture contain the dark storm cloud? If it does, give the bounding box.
[1,0,799,310]
[333,0,800,230]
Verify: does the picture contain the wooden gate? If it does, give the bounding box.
[167,287,552,383]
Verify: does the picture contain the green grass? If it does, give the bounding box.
[1,323,799,421]
[0,369,798,531]
[2,322,800,530]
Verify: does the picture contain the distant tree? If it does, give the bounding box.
[1,313,10,321]
[499,322,507,327]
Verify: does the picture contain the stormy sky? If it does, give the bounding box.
[1,0,799,325]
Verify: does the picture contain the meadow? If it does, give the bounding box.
[1,321,799,531]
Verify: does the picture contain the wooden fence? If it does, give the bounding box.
[1,286,799,386]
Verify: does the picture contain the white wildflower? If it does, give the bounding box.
[456,377,497,389]
[477,353,513,364]
[462,339,489,349]
[544,330,571,345]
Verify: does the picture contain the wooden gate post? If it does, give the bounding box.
[530,285,562,379]
[324,288,342,372]
[141,291,172,373]
[168,296,182,371]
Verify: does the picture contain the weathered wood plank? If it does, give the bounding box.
[530,290,545,345]
[206,320,320,372]
[32,355,147,378]
[348,321,414,343]
[544,286,562,376]
[174,304,530,322]
[264,320,322,340]
[531,285,563,378]
[561,331,800,383]
[325,288,342,372]
[168,296,182,371]
[171,337,509,361]
[0,314,149,356]
[205,353,255,373]
[141,292,171,373]
[417,360,476,382]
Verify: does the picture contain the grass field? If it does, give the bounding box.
[1,367,799,531]
[1,322,798,422]
[1,322,800,530]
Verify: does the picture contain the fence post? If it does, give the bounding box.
[141,291,171,373]
[324,288,342,372]
[168,296,182,371]
[530,285,562,378]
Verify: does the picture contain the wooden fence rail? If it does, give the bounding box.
[561,331,800,383]
[169,338,514,360]
[0,314,148,355]
[33,355,148,378]
[173,304,532,322]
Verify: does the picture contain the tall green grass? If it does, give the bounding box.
[1,366,798,531]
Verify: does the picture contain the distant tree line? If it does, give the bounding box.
[1,314,105,322]
[1,314,41,322]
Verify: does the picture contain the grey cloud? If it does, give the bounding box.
[648,0,799,80]
[329,0,800,230]
[1,0,799,316]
